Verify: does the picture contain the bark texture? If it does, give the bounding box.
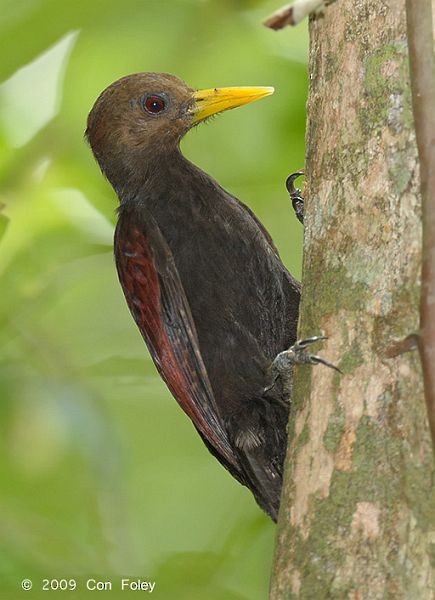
[270,1,435,598]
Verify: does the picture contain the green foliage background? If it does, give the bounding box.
[0,1,307,598]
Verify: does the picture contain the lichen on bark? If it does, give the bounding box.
[270,1,435,598]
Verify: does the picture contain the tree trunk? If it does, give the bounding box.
[270,1,435,598]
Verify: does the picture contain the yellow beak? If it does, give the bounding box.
[191,86,274,123]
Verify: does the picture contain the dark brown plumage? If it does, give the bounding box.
[86,72,301,521]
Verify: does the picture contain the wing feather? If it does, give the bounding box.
[114,206,240,471]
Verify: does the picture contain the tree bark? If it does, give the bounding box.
[270,1,435,598]
[406,0,435,453]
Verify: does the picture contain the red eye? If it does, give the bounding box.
[144,95,166,114]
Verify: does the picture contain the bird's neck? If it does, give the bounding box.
[110,144,189,202]
[115,145,216,211]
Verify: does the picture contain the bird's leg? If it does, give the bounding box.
[286,170,304,224]
[265,336,341,397]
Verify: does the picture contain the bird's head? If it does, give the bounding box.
[86,72,273,195]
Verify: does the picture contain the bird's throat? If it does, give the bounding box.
[110,144,186,205]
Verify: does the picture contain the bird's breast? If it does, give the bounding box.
[144,186,297,402]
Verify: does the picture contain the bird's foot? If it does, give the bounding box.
[264,336,341,395]
[286,170,304,224]
[275,336,341,371]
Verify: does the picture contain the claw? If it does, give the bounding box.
[291,335,327,350]
[283,336,342,373]
[303,354,342,374]
[286,170,304,195]
[286,170,305,224]
[265,335,342,394]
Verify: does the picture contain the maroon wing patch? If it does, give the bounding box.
[114,210,239,471]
